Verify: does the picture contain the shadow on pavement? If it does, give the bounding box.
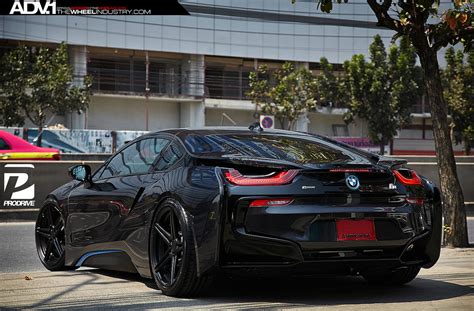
[55,269,474,310]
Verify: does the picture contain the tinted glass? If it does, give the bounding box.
[155,142,184,171]
[0,138,11,150]
[101,137,169,179]
[183,134,352,164]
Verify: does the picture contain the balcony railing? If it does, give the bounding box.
[88,58,204,98]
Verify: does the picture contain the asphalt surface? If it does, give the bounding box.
[1,219,473,274]
[0,220,473,309]
[0,248,472,309]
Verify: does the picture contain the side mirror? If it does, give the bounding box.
[69,165,92,183]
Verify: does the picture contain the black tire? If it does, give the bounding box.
[35,200,74,271]
[149,199,213,297]
[363,266,421,285]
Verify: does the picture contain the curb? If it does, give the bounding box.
[0,209,39,222]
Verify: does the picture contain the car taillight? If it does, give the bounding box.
[249,198,293,207]
[224,169,298,186]
[52,153,61,160]
[393,169,422,186]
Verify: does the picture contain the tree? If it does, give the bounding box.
[0,43,92,146]
[443,47,474,155]
[342,35,418,154]
[248,62,317,130]
[314,57,344,107]
[295,0,472,247]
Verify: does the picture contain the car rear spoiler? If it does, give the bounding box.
[376,156,408,169]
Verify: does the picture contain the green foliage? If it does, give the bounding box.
[343,35,420,153]
[314,57,347,107]
[0,43,92,130]
[247,62,317,130]
[443,47,474,154]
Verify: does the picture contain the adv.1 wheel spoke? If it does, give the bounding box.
[45,207,53,226]
[52,238,63,257]
[170,255,177,284]
[36,228,50,238]
[169,211,176,239]
[44,241,53,262]
[154,224,171,246]
[155,253,171,273]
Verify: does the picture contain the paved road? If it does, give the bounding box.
[0,221,473,309]
[0,248,472,309]
[1,219,473,274]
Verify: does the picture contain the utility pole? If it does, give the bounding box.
[145,51,150,131]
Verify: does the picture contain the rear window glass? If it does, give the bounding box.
[183,134,352,164]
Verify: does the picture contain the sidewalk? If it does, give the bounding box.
[0,248,473,310]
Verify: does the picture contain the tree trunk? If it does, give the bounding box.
[379,138,385,155]
[464,140,471,156]
[37,126,43,147]
[419,50,468,247]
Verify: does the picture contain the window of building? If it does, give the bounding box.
[332,124,349,137]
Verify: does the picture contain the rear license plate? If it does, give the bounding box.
[336,219,376,241]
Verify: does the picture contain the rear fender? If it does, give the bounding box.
[422,185,442,268]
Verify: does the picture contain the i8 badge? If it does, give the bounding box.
[345,175,360,190]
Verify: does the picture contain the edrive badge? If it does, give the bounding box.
[345,175,360,190]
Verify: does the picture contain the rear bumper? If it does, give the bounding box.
[219,200,442,274]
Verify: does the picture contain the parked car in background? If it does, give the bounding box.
[0,130,60,160]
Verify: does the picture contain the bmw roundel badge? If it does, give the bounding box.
[345,175,360,190]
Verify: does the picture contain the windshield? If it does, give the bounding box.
[182,134,353,164]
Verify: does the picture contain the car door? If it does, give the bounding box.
[66,136,170,248]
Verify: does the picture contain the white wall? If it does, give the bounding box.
[205,108,256,127]
[308,112,368,137]
[87,95,180,131]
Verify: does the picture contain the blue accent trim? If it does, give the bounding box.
[75,250,122,267]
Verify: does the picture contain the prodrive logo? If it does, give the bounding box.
[2,164,35,208]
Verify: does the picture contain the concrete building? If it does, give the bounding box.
[0,0,460,154]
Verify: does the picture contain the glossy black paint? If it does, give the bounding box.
[44,128,442,280]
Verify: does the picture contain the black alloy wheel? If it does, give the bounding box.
[35,203,69,270]
[152,205,184,287]
[150,199,213,297]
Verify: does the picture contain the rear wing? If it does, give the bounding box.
[376,156,408,169]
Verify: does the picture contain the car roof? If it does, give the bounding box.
[0,130,37,150]
[152,127,314,138]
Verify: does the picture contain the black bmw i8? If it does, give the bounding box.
[35,126,442,297]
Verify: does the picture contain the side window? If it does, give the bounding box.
[155,142,184,171]
[100,137,169,179]
[0,138,11,150]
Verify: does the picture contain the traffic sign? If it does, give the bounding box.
[259,115,274,129]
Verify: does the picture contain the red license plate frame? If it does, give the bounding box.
[336,219,376,241]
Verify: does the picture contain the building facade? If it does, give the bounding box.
[0,0,457,154]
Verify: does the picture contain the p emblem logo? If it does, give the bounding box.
[2,164,35,207]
